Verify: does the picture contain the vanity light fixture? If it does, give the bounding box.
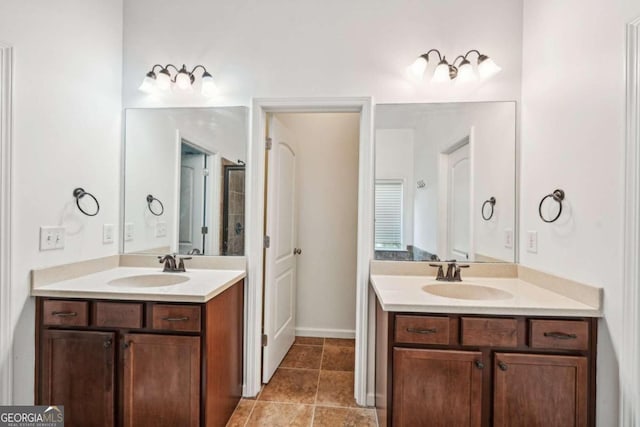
[409,49,501,83]
[139,64,217,96]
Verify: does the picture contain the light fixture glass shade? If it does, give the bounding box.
[431,60,451,83]
[409,56,428,80]
[156,69,172,91]
[175,70,192,90]
[477,55,501,79]
[456,60,477,84]
[201,72,217,97]
[139,72,156,93]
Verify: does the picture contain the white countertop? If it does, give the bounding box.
[370,275,602,317]
[31,267,246,303]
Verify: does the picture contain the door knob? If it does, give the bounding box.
[293,248,302,255]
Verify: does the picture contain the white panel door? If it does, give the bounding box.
[447,143,470,261]
[262,115,298,383]
[179,153,206,254]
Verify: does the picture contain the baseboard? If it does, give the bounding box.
[366,392,376,407]
[295,327,356,339]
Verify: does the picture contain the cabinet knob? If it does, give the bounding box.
[474,360,484,370]
[498,361,508,371]
[293,248,302,255]
[103,338,112,349]
[122,341,131,349]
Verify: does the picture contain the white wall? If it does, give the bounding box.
[277,113,360,337]
[122,0,523,108]
[375,129,415,248]
[0,0,123,403]
[521,0,640,424]
[123,107,248,254]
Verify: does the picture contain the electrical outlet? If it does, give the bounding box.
[527,231,538,253]
[103,224,114,244]
[504,229,513,249]
[124,223,134,241]
[155,221,167,238]
[40,226,65,251]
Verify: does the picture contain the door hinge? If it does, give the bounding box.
[201,226,209,235]
[265,137,272,150]
[263,235,270,248]
[262,334,268,347]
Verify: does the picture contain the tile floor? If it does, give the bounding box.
[226,337,378,427]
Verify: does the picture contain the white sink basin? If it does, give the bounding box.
[108,274,189,288]
[422,283,513,300]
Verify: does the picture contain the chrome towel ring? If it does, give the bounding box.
[539,189,565,223]
[481,197,496,221]
[73,188,100,217]
[146,194,164,216]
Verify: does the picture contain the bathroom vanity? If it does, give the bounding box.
[31,258,245,427]
[371,264,602,427]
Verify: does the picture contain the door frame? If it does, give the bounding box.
[245,97,374,405]
[0,44,13,404]
[621,16,640,426]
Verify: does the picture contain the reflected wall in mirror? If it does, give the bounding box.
[123,107,248,255]
[374,102,516,263]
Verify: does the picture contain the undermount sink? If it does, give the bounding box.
[108,274,189,288]
[422,283,513,300]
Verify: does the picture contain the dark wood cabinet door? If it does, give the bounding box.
[493,353,588,427]
[122,333,200,427]
[39,329,115,427]
[392,348,483,427]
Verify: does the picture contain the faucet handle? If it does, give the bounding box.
[429,264,445,281]
[453,264,470,281]
[176,256,192,272]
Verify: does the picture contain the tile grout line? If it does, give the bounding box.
[241,399,257,427]
[309,338,326,426]
[241,383,263,426]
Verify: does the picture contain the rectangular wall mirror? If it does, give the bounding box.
[122,107,249,256]
[374,101,516,263]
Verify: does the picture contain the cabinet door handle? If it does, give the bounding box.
[475,360,484,370]
[406,327,437,335]
[51,311,77,317]
[162,316,190,322]
[103,338,112,349]
[543,331,577,340]
[122,341,132,349]
[498,362,508,371]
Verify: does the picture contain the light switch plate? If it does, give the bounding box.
[103,224,114,244]
[124,223,134,241]
[155,221,167,238]
[527,231,538,253]
[40,226,65,251]
[504,229,513,249]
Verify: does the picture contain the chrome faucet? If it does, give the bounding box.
[429,260,470,282]
[158,254,191,272]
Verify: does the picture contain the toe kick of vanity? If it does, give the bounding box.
[34,279,244,427]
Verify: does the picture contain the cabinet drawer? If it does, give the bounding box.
[42,300,88,326]
[93,302,143,329]
[461,317,518,347]
[150,304,201,332]
[529,319,589,351]
[395,315,450,345]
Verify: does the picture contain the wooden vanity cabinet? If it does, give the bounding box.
[35,279,244,427]
[376,303,597,427]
